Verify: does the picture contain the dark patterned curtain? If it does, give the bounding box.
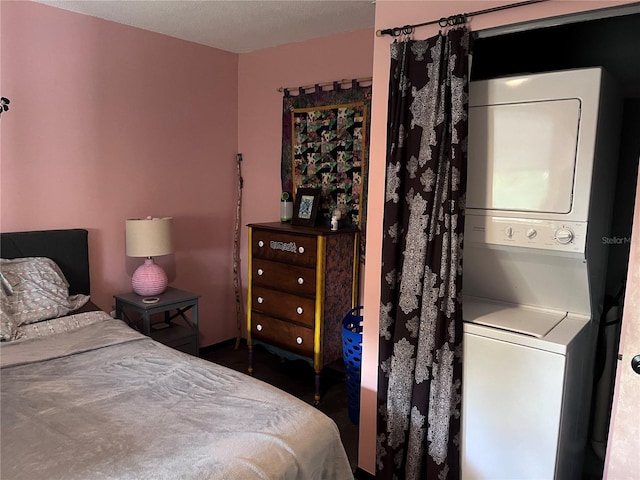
[377,28,470,479]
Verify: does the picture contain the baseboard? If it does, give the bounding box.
[354,467,375,479]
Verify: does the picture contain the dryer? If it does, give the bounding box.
[461,68,622,479]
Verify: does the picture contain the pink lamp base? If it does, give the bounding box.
[131,258,168,296]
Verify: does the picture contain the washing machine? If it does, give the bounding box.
[462,296,591,479]
[461,68,622,479]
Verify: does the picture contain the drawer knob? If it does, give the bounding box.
[296,336,303,345]
[296,306,303,315]
[256,324,263,332]
[257,296,264,304]
[298,246,305,254]
[258,240,264,247]
[297,277,304,285]
[257,268,264,276]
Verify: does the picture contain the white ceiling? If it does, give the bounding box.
[33,0,376,54]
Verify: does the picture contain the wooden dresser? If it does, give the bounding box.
[246,222,359,402]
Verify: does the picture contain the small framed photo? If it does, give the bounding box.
[292,188,321,227]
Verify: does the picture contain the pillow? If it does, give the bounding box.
[0,257,90,326]
[1,271,13,295]
[0,276,18,341]
[16,310,108,341]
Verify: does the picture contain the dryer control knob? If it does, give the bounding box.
[555,228,574,245]
[505,226,514,238]
[526,228,537,239]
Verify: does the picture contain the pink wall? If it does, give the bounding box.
[360,0,637,474]
[237,29,374,322]
[1,2,375,348]
[1,1,239,346]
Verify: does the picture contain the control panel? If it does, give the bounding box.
[464,215,587,253]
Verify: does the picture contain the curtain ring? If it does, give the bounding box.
[392,27,402,37]
[439,17,448,28]
[401,25,413,36]
[450,14,467,26]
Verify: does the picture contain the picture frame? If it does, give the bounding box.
[291,188,321,227]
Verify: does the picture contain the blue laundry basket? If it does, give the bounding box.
[342,306,363,425]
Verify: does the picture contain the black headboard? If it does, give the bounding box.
[0,229,90,295]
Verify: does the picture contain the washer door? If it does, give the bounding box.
[464,298,566,338]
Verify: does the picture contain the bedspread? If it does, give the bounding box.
[1,319,354,480]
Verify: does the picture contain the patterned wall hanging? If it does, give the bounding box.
[281,80,372,258]
[0,97,10,117]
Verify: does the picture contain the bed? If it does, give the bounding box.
[0,229,354,480]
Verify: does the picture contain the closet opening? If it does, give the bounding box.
[470,7,640,479]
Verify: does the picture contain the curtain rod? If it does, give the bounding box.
[278,77,372,93]
[376,0,549,37]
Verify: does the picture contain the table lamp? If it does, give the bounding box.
[125,217,174,297]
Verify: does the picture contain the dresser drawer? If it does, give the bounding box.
[251,312,314,357]
[252,258,316,296]
[252,229,317,267]
[251,285,315,328]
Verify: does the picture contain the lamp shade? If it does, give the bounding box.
[125,217,174,257]
[125,217,174,297]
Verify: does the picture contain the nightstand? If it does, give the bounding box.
[114,287,200,356]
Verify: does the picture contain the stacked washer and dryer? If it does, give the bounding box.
[461,68,622,479]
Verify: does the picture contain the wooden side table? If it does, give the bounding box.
[114,287,200,356]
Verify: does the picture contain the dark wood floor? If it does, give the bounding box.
[200,340,360,473]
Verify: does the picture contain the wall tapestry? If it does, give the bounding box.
[281,80,372,256]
